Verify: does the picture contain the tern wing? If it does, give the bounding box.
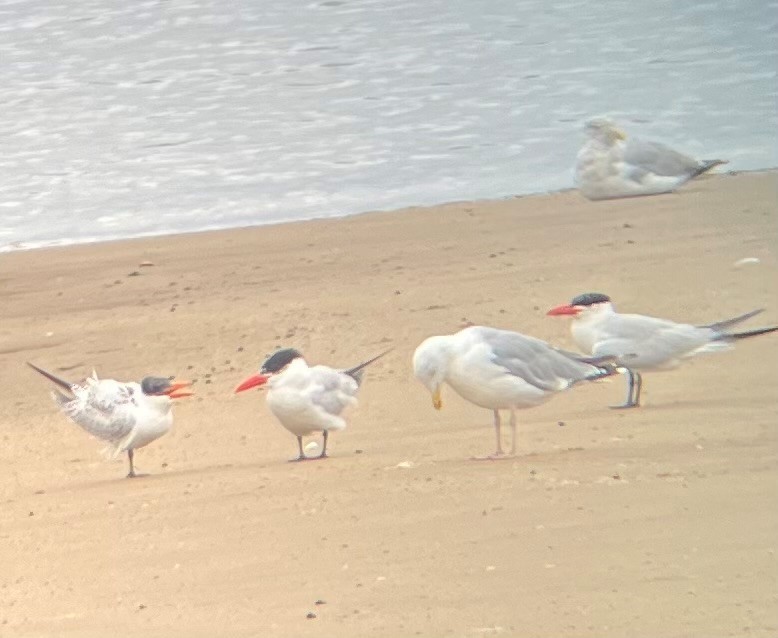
[58,379,138,442]
[306,365,360,417]
[341,349,391,386]
[591,314,713,366]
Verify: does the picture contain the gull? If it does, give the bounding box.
[576,117,726,200]
[234,348,389,461]
[547,292,778,408]
[27,362,192,477]
[412,325,617,458]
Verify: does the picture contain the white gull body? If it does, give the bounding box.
[412,325,615,457]
[575,117,725,201]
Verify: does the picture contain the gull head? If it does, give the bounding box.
[412,336,453,410]
[584,117,626,144]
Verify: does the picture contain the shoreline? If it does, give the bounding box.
[3,167,774,255]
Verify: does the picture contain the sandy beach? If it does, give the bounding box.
[1,171,776,637]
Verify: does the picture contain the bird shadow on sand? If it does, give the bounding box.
[622,398,743,413]
[434,446,588,466]
[33,455,348,494]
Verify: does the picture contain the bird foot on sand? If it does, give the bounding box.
[469,453,515,461]
[288,454,328,463]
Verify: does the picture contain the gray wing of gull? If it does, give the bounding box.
[623,138,702,177]
[56,380,138,443]
[477,327,604,392]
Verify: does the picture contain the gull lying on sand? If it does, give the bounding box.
[575,117,726,200]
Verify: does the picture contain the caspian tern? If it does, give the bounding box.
[547,293,778,408]
[27,362,192,478]
[412,325,617,458]
[234,348,390,461]
[576,117,726,200]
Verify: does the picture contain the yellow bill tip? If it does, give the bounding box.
[432,388,442,410]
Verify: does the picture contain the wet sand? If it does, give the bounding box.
[1,171,776,637]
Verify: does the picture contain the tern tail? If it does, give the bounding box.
[717,325,778,341]
[702,308,764,332]
[27,362,75,393]
[344,349,392,385]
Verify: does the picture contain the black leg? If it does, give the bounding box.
[290,435,308,462]
[610,368,640,409]
[319,430,329,459]
[633,372,643,407]
[289,433,331,462]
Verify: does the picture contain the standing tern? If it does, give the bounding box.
[412,325,617,458]
[234,348,390,461]
[576,117,726,200]
[547,293,778,408]
[27,362,192,477]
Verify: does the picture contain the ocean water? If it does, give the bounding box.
[1,0,776,251]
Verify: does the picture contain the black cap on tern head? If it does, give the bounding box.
[571,292,611,307]
[261,348,303,374]
[141,376,174,395]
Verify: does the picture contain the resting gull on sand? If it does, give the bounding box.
[575,117,726,200]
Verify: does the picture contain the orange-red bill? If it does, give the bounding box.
[546,304,581,316]
[234,373,270,394]
[164,381,194,399]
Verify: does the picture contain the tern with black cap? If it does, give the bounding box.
[547,293,777,408]
[27,362,192,478]
[235,348,390,461]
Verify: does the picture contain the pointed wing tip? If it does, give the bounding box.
[26,361,75,392]
[344,347,393,383]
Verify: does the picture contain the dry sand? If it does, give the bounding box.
[1,171,776,637]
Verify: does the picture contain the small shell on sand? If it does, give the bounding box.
[733,257,760,268]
